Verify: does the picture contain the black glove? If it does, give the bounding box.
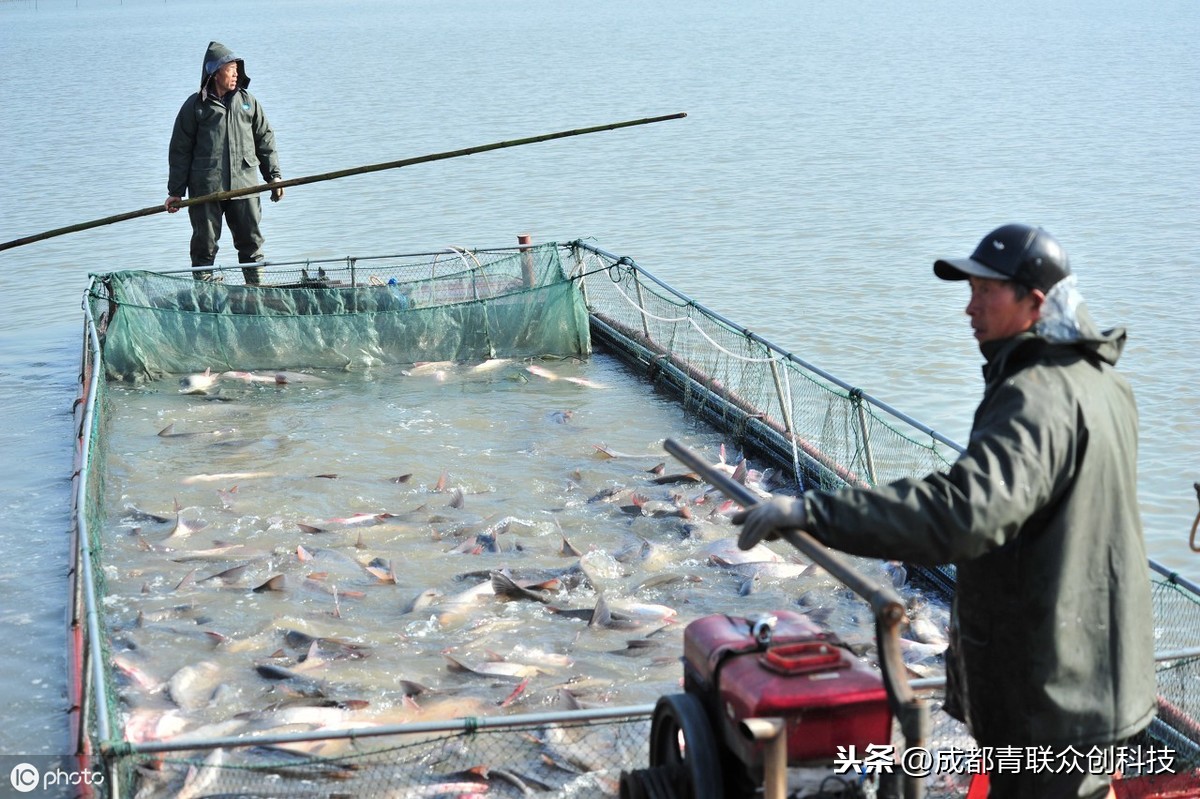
[730,495,807,551]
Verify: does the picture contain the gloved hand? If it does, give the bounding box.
[730,494,807,551]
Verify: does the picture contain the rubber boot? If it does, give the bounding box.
[241,265,263,286]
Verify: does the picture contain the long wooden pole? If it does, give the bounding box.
[0,112,687,254]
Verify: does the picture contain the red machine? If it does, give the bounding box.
[620,611,897,799]
[684,611,891,767]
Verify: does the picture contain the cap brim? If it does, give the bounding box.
[933,257,1010,282]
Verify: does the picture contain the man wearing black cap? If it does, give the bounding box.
[165,41,284,284]
[733,224,1156,798]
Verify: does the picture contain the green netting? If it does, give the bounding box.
[89,244,590,381]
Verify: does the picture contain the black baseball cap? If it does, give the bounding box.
[934,224,1070,294]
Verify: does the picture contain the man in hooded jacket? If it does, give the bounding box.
[732,224,1156,798]
[166,41,283,284]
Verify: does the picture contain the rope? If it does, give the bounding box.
[605,267,776,364]
[1190,489,1200,553]
[606,258,807,492]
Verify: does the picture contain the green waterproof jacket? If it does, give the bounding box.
[167,41,281,199]
[802,296,1156,749]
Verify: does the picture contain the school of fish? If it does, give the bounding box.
[98,355,950,797]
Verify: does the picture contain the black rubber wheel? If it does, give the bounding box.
[647,693,724,799]
[619,764,691,799]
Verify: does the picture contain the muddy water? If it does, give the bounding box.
[98,354,936,744]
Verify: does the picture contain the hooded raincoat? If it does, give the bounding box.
[167,41,281,199]
[801,286,1156,749]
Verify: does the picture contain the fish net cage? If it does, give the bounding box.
[70,241,1200,798]
[92,244,590,382]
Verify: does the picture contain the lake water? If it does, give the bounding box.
[1,0,1197,760]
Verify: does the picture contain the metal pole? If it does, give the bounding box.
[768,359,795,436]
[741,718,787,799]
[853,390,880,486]
[632,269,652,341]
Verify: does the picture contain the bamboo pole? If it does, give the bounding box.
[0,112,687,254]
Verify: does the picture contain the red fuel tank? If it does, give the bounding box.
[683,611,892,767]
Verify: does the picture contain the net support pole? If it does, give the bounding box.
[767,358,796,436]
[852,390,880,485]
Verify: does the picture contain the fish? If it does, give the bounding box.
[179,368,220,395]
[543,596,646,630]
[168,543,255,562]
[175,747,225,799]
[198,563,249,585]
[216,485,238,510]
[523,363,606,388]
[899,638,947,666]
[274,370,329,385]
[167,660,222,711]
[587,597,652,630]
[609,638,666,657]
[562,376,606,389]
[297,512,397,533]
[604,598,677,622]
[401,782,494,799]
[253,662,326,689]
[634,572,702,592]
[165,512,208,540]
[123,707,189,744]
[718,559,814,582]
[282,629,372,660]
[121,505,173,524]
[404,588,441,614]
[173,569,198,592]
[702,538,783,566]
[222,370,289,385]
[182,471,276,485]
[490,570,555,604]
[905,597,950,646]
[525,364,559,381]
[559,533,582,557]
[156,422,236,439]
[587,486,624,503]
[401,360,457,380]
[432,579,496,627]
[252,575,286,593]
[502,646,574,671]
[444,653,543,681]
[469,358,513,372]
[539,717,648,774]
[650,471,702,485]
[112,653,163,693]
[592,443,646,460]
[363,557,398,584]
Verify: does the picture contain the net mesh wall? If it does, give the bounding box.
[89,244,590,382]
[73,241,1200,798]
[118,715,650,799]
[570,246,958,492]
